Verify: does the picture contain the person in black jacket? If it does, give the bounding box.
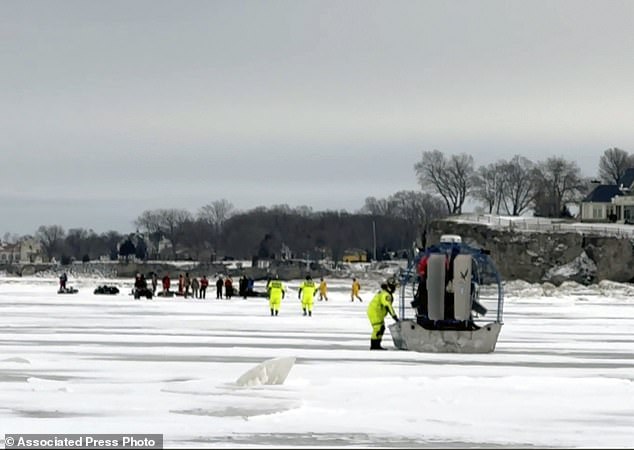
[134,273,150,299]
[59,272,68,291]
[216,276,224,299]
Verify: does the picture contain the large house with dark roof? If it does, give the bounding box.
[580,168,634,223]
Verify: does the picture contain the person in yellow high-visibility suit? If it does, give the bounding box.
[298,274,318,316]
[351,277,363,302]
[366,277,399,350]
[318,277,328,301]
[267,275,286,316]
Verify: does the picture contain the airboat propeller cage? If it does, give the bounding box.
[389,237,505,353]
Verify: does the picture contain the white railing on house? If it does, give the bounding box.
[449,214,634,239]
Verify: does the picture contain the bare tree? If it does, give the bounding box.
[134,210,164,258]
[160,209,192,259]
[36,225,66,262]
[179,219,214,261]
[499,155,537,216]
[360,196,391,215]
[101,230,124,260]
[135,210,163,235]
[387,190,446,226]
[534,156,586,217]
[359,191,446,250]
[269,204,293,214]
[65,228,89,261]
[135,209,192,259]
[472,162,506,214]
[414,150,473,214]
[388,190,447,248]
[598,147,634,185]
[292,205,314,217]
[198,199,235,233]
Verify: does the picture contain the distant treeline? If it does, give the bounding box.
[29,192,447,264]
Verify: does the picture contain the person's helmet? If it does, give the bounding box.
[306,274,312,280]
[385,277,398,293]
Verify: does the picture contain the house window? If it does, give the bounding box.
[592,206,604,219]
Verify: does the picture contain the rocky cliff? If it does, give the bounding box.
[428,219,634,285]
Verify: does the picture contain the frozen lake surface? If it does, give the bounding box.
[1,277,633,448]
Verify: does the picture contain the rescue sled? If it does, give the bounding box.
[132,287,153,299]
[94,285,120,295]
[156,290,175,298]
[58,287,79,294]
[389,235,504,353]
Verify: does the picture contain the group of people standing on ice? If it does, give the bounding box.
[133,270,398,351]
[65,268,398,350]
[155,272,216,299]
[213,275,253,299]
[143,272,261,300]
[265,273,399,351]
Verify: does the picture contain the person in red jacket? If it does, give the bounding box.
[200,275,209,299]
[417,255,429,277]
[162,273,171,295]
[224,276,233,299]
[412,255,430,323]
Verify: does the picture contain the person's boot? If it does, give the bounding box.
[275,310,279,316]
[270,309,274,316]
[303,309,307,316]
[370,339,386,350]
[308,310,312,317]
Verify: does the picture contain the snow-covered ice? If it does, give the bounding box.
[1,276,633,448]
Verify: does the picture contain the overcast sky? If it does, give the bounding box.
[2,0,634,235]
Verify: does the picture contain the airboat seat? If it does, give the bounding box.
[426,253,446,320]
[425,252,474,323]
[452,254,473,321]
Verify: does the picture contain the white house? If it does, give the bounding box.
[0,242,20,263]
[580,168,634,223]
[19,237,43,263]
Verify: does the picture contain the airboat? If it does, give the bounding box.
[389,235,504,353]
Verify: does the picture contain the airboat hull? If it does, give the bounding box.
[389,319,502,353]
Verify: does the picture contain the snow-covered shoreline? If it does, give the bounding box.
[4,273,634,300]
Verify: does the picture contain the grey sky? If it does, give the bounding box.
[2,0,634,235]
